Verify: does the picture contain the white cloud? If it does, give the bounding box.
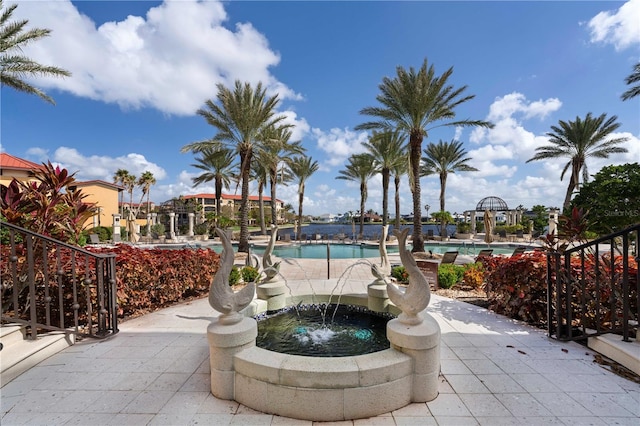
[280,110,311,142]
[486,92,562,122]
[312,127,369,167]
[587,0,640,51]
[8,0,300,115]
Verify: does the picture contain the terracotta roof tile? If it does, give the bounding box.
[0,153,43,171]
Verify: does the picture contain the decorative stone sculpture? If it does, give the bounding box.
[261,224,281,282]
[209,228,255,325]
[386,228,431,325]
[370,224,391,283]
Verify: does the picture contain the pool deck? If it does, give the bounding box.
[1,256,638,425]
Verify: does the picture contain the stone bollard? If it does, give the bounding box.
[256,282,287,312]
[386,313,441,402]
[367,282,390,312]
[207,317,257,400]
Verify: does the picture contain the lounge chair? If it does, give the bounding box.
[283,233,291,243]
[498,229,507,241]
[440,251,458,264]
[426,229,434,240]
[475,249,493,260]
[511,246,527,257]
[88,233,101,244]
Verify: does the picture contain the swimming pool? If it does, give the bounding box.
[252,243,397,259]
[247,242,518,259]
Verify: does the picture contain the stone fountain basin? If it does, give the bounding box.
[211,293,440,422]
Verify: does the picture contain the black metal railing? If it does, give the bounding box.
[1,222,118,340]
[547,223,639,342]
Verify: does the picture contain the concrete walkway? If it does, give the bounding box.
[1,257,638,425]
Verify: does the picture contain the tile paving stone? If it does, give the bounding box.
[1,257,638,425]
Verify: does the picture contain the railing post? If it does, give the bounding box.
[26,235,38,340]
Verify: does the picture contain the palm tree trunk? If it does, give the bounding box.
[270,172,278,227]
[382,169,389,226]
[297,190,304,241]
[394,174,401,229]
[215,178,222,228]
[239,149,251,253]
[410,133,424,252]
[258,182,266,235]
[563,163,580,212]
[359,183,366,238]
[440,172,446,237]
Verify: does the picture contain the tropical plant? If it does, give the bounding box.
[431,211,454,236]
[113,169,131,216]
[391,265,408,283]
[251,158,269,235]
[526,113,629,211]
[137,171,156,216]
[336,153,376,238]
[259,124,305,227]
[621,62,640,101]
[0,162,96,244]
[421,139,478,236]
[362,130,406,226]
[437,264,465,289]
[570,163,640,235]
[356,58,493,252]
[191,147,237,228]
[391,153,408,229]
[0,0,71,104]
[241,265,261,284]
[182,81,289,253]
[288,155,319,239]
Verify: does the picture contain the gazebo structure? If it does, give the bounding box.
[463,196,524,234]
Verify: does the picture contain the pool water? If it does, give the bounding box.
[253,243,397,259]
[202,242,517,258]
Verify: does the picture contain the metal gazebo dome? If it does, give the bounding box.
[476,196,509,212]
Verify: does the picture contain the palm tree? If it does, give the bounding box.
[182,80,289,252]
[137,171,156,217]
[259,124,305,227]
[362,130,406,227]
[621,62,640,101]
[0,0,71,104]
[191,147,237,227]
[251,158,269,235]
[122,173,137,218]
[526,112,629,211]
[113,169,131,217]
[336,153,376,238]
[288,155,319,240]
[355,58,493,252]
[421,139,478,237]
[391,157,408,229]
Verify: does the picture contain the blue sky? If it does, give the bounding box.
[2,0,639,217]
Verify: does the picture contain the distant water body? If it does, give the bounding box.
[269,223,457,239]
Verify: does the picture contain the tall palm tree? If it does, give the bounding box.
[122,173,137,217]
[621,62,640,101]
[355,58,493,252]
[336,153,376,238]
[191,147,237,227]
[421,139,478,237]
[259,124,305,227]
[251,158,269,235]
[137,171,156,217]
[527,112,629,211]
[113,168,131,217]
[288,155,319,240]
[362,130,406,227]
[182,80,289,252]
[391,157,408,229]
[0,0,71,104]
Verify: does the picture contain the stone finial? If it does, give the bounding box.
[209,228,255,325]
[386,228,431,325]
